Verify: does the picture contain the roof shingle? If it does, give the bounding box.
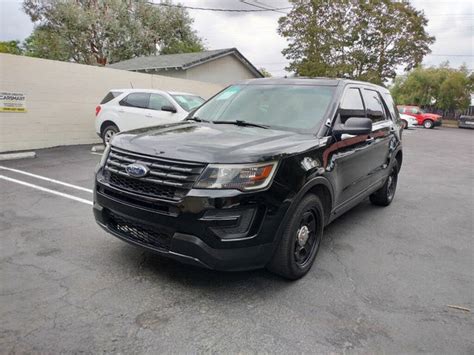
[108,48,262,77]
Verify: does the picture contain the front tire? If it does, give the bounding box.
[423,120,434,129]
[267,194,324,280]
[102,124,119,145]
[370,162,399,206]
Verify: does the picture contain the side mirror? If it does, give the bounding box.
[367,110,384,119]
[333,117,372,135]
[161,105,177,113]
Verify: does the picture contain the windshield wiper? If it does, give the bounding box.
[212,120,270,129]
[185,116,209,123]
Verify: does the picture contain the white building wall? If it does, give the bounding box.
[185,55,258,85]
[0,54,223,152]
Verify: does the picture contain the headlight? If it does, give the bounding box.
[99,144,111,167]
[194,162,278,191]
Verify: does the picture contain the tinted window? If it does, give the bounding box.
[410,107,420,114]
[340,88,364,110]
[120,93,150,108]
[192,85,336,131]
[100,91,122,104]
[362,89,386,122]
[398,107,405,113]
[148,94,173,110]
[381,92,399,121]
[172,94,205,112]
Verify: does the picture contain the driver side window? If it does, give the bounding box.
[148,94,174,111]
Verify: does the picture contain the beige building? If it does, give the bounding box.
[108,48,263,86]
[0,54,223,152]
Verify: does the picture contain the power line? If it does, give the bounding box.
[150,2,291,13]
[239,0,288,14]
[429,54,474,57]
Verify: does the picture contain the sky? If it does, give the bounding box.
[0,0,472,77]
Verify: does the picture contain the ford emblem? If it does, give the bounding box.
[125,163,149,178]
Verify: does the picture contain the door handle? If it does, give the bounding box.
[145,114,153,118]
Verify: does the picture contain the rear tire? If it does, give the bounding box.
[267,194,324,280]
[401,120,408,129]
[423,120,434,129]
[102,124,119,145]
[370,162,399,206]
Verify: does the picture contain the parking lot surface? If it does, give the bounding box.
[1,128,473,353]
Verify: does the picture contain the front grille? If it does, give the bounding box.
[104,147,206,201]
[107,212,172,250]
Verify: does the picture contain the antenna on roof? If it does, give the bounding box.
[130,81,134,88]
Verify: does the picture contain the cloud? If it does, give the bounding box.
[0,0,34,42]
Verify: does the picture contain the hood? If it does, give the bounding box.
[111,121,321,163]
[424,113,442,119]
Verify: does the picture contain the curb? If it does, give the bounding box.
[0,152,37,161]
[91,145,105,152]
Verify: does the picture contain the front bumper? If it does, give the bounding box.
[93,169,289,271]
[434,119,442,127]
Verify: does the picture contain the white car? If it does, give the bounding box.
[95,89,205,144]
[399,113,418,129]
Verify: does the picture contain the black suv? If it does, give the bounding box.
[94,78,402,279]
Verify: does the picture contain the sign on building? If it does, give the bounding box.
[0,92,27,112]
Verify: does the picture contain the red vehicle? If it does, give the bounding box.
[397,105,442,129]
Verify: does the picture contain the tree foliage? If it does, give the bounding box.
[278,0,435,84]
[0,40,24,55]
[22,0,205,65]
[259,67,272,77]
[390,63,473,111]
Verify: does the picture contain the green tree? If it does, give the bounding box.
[22,0,205,65]
[390,64,472,112]
[0,40,24,55]
[23,26,70,61]
[278,0,435,84]
[259,67,272,77]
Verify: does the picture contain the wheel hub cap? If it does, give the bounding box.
[297,225,310,247]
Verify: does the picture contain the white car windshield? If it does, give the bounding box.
[171,94,205,112]
[191,84,335,131]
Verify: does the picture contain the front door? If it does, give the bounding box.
[145,94,182,126]
[326,87,375,207]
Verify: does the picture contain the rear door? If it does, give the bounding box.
[361,88,393,186]
[117,92,151,131]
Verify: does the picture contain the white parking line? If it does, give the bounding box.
[0,175,93,206]
[0,166,93,193]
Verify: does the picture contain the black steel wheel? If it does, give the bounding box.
[370,162,399,206]
[267,194,324,280]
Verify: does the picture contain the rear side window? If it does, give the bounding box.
[362,89,386,122]
[381,92,399,121]
[148,94,173,110]
[100,91,122,104]
[120,93,150,108]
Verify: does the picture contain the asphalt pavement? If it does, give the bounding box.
[1,127,473,353]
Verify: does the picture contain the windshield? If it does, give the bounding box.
[192,84,336,131]
[171,94,205,112]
